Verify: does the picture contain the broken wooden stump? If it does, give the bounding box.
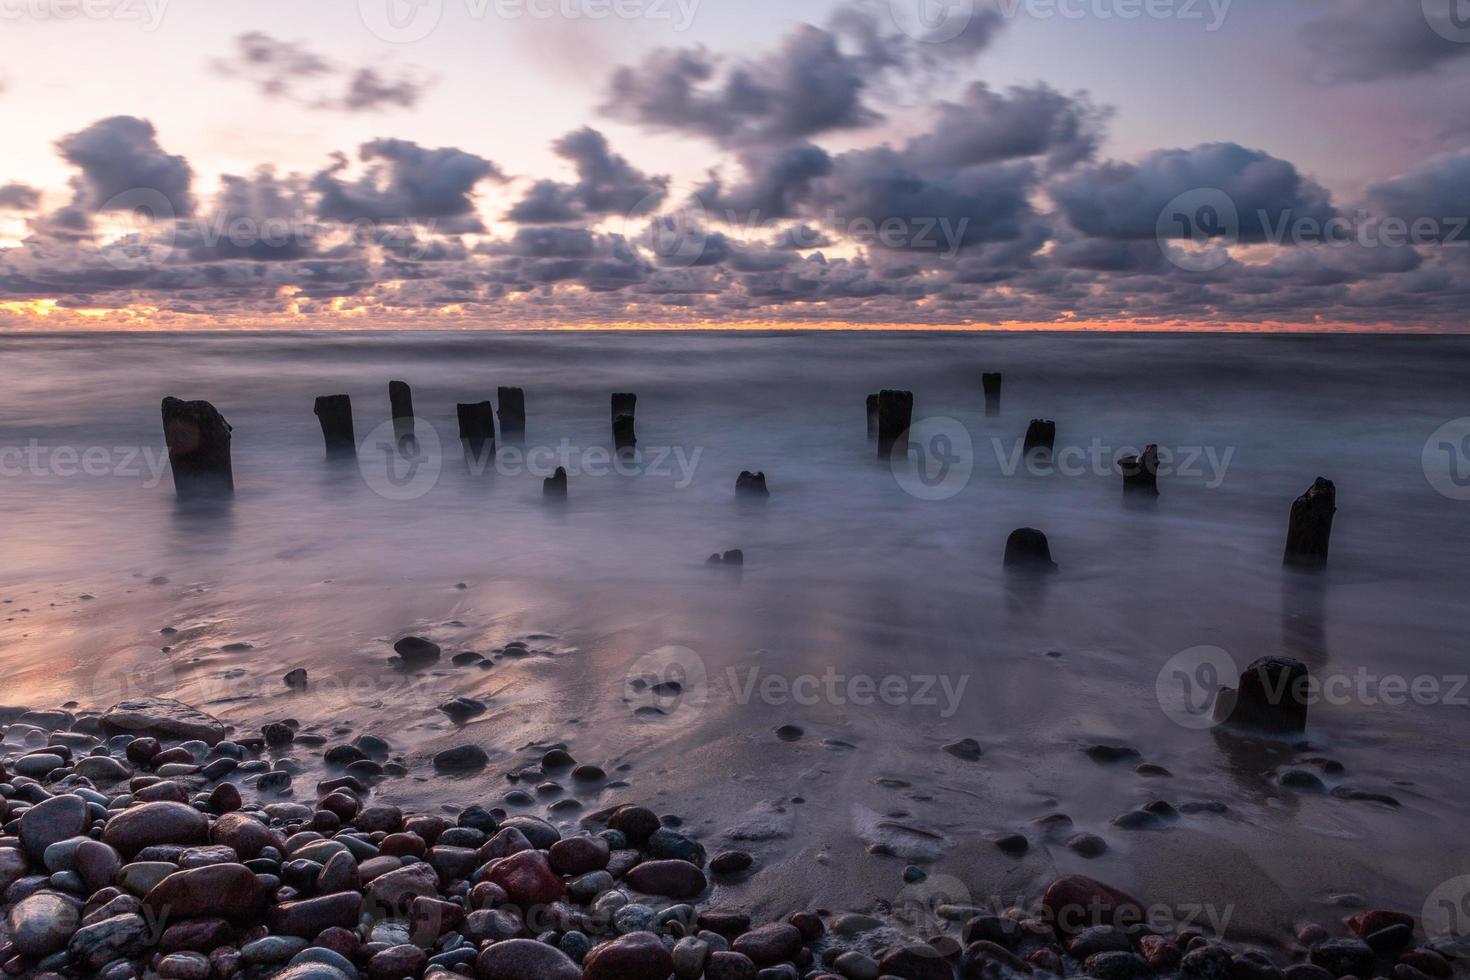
[1004,527,1057,572]
[983,372,1002,416]
[161,397,233,499]
[543,466,567,497]
[1118,444,1160,495]
[456,401,496,465]
[706,549,744,566]
[313,394,355,458]
[1023,419,1056,458]
[736,471,769,497]
[389,380,414,446]
[1284,478,1335,569]
[876,389,913,461]
[612,392,637,452]
[866,394,879,442]
[1212,656,1309,734]
[498,387,525,445]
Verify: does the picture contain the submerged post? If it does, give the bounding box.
[983,373,1002,416]
[1024,419,1056,458]
[1004,527,1058,572]
[612,392,637,452]
[498,387,525,445]
[866,394,879,442]
[161,397,233,499]
[1118,444,1160,495]
[389,380,414,446]
[1212,656,1309,733]
[876,389,913,461]
[456,401,496,465]
[543,466,567,497]
[1284,477,1336,569]
[313,394,355,457]
[736,471,769,497]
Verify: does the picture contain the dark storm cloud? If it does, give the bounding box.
[313,139,504,228]
[1298,0,1470,83]
[695,144,834,221]
[1052,143,1336,241]
[55,116,195,215]
[1367,149,1470,242]
[506,128,668,224]
[212,32,427,112]
[0,183,39,210]
[907,83,1110,172]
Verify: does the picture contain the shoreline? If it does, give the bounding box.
[0,697,1458,980]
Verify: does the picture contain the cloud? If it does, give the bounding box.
[212,32,427,112]
[1052,143,1335,241]
[313,139,504,229]
[0,183,40,210]
[506,128,668,224]
[1367,149,1470,242]
[55,116,195,216]
[1298,0,1470,83]
[907,83,1110,172]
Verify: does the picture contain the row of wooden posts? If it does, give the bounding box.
[159,372,1337,570]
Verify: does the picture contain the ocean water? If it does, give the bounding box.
[1,330,1467,939]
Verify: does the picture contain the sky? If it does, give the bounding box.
[0,0,1468,330]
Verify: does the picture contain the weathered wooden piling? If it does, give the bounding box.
[456,401,496,463]
[543,466,567,497]
[876,389,913,461]
[313,394,355,457]
[866,394,879,441]
[982,373,1002,416]
[1212,655,1309,733]
[1023,419,1056,457]
[161,397,233,499]
[706,549,744,566]
[1004,527,1057,572]
[389,380,414,445]
[612,392,637,451]
[498,387,525,444]
[1119,444,1160,495]
[1283,477,1336,568]
[736,471,769,497]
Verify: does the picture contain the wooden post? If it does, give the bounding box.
[161,397,233,499]
[1004,527,1057,572]
[498,387,525,445]
[389,380,414,446]
[1118,444,1159,495]
[1212,656,1309,733]
[456,401,496,465]
[736,471,769,497]
[1283,478,1335,569]
[1023,419,1056,458]
[612,392,637,451]
[313,395,355,457]
[982,373,1002,416]
[543,466,567,497]
[866,394,879,442]
[876,389,913,461]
